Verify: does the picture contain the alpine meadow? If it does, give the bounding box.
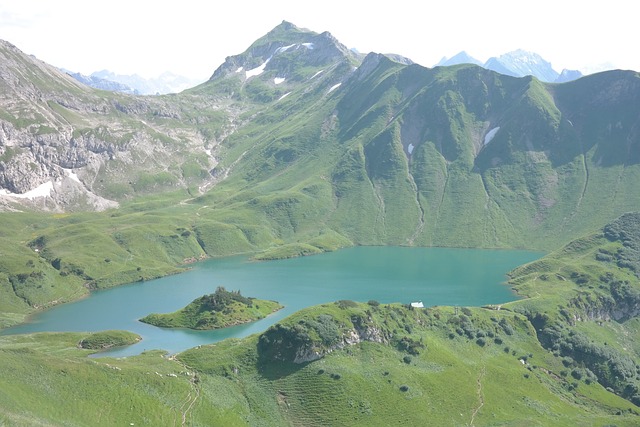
[1,21,640,426]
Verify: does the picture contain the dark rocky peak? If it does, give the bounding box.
[270,20,297,32]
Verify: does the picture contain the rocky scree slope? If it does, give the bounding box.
[0,40,223,211]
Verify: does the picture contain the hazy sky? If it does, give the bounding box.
[0,1,635,82]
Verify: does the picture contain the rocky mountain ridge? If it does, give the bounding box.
[0,40,227,211]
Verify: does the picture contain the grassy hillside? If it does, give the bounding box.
[0,333,201,426]
[0,198,208,328]
[140,287,283,330]
[507,212,640,404]
[3,212,640,424]
[1,301,638,426]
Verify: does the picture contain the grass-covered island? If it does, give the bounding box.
[140,287,283,330]
[78,330,141,350]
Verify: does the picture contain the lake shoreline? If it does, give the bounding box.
[1,244,543,332]
[0,246,543,356]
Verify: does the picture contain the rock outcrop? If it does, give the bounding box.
[258,309,392,364]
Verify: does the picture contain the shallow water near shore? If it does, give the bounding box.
[1,246,541,357]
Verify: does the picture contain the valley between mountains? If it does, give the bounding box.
[1,21,640,425]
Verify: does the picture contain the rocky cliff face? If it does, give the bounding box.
[0,40,224,211]
[293,323,389,364]
[568,290,640,324]
[258,309,392,364]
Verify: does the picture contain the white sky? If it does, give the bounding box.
[0,0,636,82]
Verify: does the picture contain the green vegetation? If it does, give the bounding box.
[78,330,141,349]
[1,301,639,426]
[0,333,202,426]
[507,212,640,406]
[140,287,283,330]
[2,22,640,425]
[137,212,640,424]
[3,209,640,423]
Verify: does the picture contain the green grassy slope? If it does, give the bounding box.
[185,60,640,257]
[0,200,207,327]
[507,212,640,404]
[0,334,203,426]
[1,300,638,426]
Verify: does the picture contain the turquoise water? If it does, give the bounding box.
[1,246,540,357]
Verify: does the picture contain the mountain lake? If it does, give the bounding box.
[1,246,541,357]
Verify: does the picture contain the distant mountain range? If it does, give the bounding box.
[437,49,583,83]
[67,47,582,96]
[64,69,203,95]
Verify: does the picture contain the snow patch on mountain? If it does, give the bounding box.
[63,169,81,184]
[0,181,53,199]
[274,77,285,84]
[278,92,291,101]
[328,83,341,93]
[277,44,296,53]
[246,57,271,78]
[408,143,415,154]
[310,70,324,79]
[484,127,500,145]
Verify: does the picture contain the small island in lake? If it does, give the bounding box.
[140,286,283,330]
[78,330,142,350]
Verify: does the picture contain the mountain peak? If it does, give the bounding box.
[209,22,359,82]
[436,51,482,67]
[499,49,548,65]
[272,20,298,32]
[484,49,559,82]
[555,68,583,83]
